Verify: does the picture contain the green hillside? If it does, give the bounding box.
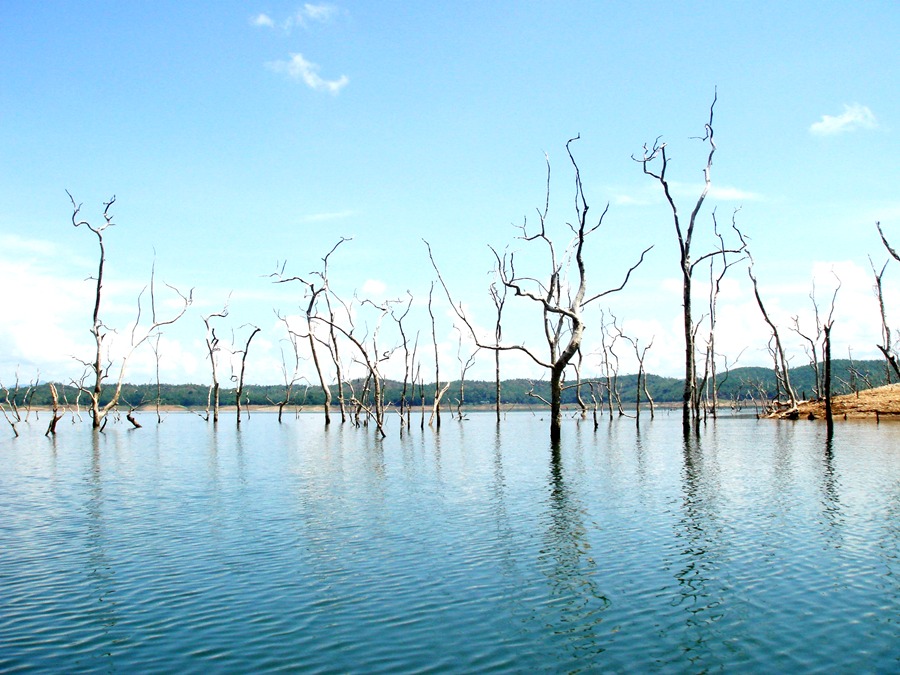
[4,359,893,411]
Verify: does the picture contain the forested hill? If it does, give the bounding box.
[6,359,894,410]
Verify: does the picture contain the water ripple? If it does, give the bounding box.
[1,415,898,672]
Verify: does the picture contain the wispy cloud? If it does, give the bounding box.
[296,3,340,24]
[810,104,878,135]
[708,185,762,201]
[668,181,761,202]
[266,53,348,93]
[300,209,355,223]
[254,4,342,32]
[251,13,274,28]
[611,181,761,207]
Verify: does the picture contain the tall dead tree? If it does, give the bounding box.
[273,238,352,426]
[429,137,650,443]
[454,330,478,420]
[870,257,897,382]
[748,265,797,409]
[314,297,395,438]
[70,193,191,429]
[202,302,229,423]
[618,330,655,423]
[636,92,746,434]
[233,325,261,426]
[790,279,838,400]
[875,222,900,380]
[269,311,306,423]
[390,292,416,430]
[702,209,747,417]
[489,278,507,423]
[427,282,448,429]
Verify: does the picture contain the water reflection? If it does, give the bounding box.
[819,437,844,548]
[670,432,727,667]
[2,415,898,672]
[538,442,610,661]
[83,431,121,661]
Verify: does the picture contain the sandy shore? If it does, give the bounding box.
[770,383,900,420]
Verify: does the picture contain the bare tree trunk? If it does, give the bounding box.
[490,281,506,424]
[235,326,261,426]
[392,293,414,431]
[202,304,228,424]
[70,193,191,429]
[636,93,746,436]
[749,268,796,408]
[46,383,64,436]
[428,283,443,430]
[824,322,834,437]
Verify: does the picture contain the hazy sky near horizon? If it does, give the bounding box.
[1,1,899,388]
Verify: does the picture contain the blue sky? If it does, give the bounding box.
[1,1,898,388]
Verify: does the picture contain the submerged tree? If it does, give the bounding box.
[874,222,900,380]
[69,193,191,430]
[635,92,747,435]
[748,264,797,410]
[273,238,352,426]
[202,302,229,423]
[430,136,650,443]
[232,324,261,426]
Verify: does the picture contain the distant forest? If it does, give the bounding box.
[5,359,893,411]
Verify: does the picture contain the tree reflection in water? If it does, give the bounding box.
[537,441,610,662]
[669,432,729,669]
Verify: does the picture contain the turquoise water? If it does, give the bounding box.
[1,412,898,672]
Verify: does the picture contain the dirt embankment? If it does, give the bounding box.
[770,383,900,420]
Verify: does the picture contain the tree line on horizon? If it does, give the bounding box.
[4,359,890,416]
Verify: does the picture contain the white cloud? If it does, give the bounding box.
[708,185,762,201]
[300,210,355,223]
[298,3,339,23]
[613,181,761,207]
[275,4,342,32]
[361,279,387,297]
[670,181,760,202]
[810,104,878,136]
[266,53,348,94]
[251,13,274,28]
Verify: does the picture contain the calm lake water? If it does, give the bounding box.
[1,411,898,673]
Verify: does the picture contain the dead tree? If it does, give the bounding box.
[873,222,900,380]
[748,266,797,409]
[454,330,478,420]
[273,238,352,426]
[390,292,416,430]
[269,311,306,423]
[145,258,191,423]
[702,209,747,417]
[572,348,589,420]
[790,279,837,399]
[429,137,650,443]
[202,302,229,423]
[232,325,261,426]
[0,381,20,437]
[69,193,191,429]
[314,298,395,438]
[489,278,507,423]
[822,285,839,435]
[46,383,64,436]
[635,92,747,434]
[600,311,625,419]
[870,256,898,382]
[427,282,447,429]
[824,322,834,436]
[619,330,655,423]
